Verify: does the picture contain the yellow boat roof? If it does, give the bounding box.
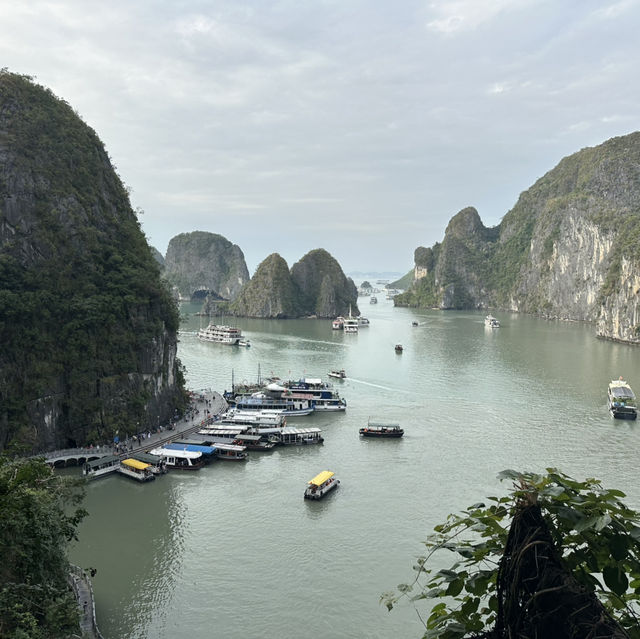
[121,458,151,470]
[308,470,334,486]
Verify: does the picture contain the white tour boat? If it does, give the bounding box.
[343,307,358,333]
[304,470,340,500]
[197,322,244,345]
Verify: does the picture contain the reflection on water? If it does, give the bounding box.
[71,300,640,638]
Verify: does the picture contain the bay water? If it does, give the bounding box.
[70,296,640,638]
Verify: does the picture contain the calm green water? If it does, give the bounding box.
[70,298,640,639]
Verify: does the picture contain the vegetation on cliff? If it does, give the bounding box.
[163,231,249,300]
[0,455,87,638]
[0,71,186,452]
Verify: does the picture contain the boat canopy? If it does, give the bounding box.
[149,447,202,460]
[121,458,151,471]
[301,378,322,385]
[368,421,401,429]
[86,455,121,470]
[309,470,334,486]
[281,427,322,435]
[266,382,287,391]
[234,433,262,441]
[610,382,635,398]
[213,442,246,452]
[164,443,216,455]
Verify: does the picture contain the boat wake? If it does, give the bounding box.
[347,378,412,394]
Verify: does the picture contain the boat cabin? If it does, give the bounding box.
[131,452,167,474]
[278,427,324,445]
[213,442,247,461]
[83,454,121,479]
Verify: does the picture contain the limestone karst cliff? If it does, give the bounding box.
[0,71,186,451]
[396,132,640,343]
[164,231,249,301]
[230,253,304,318]
[228,248,358,318]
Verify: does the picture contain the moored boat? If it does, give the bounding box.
[608,378,637,420]
[83,454,121,479]
[148,447,205,470]
[332,317,344,330]
[304,470,340,500]
[359,422,404,438]
[118,458,156,481]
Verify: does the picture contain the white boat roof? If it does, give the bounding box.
[214,443,246,451]
[302,378,322,385]
[149,447,202,459]
[281,427,322,434]
[266,382,286,391]
[199,428,243,435]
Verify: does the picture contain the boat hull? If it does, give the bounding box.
[609,404,637,420]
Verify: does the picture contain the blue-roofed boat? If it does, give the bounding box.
[164,442,217,463]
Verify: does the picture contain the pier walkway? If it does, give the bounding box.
[39,390,228,468]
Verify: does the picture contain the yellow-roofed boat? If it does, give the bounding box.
[304,470,340,500]
[118,458,156,482]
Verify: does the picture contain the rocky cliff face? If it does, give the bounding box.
[396,132,640,343]
[164,231,249,300]
[230,253,304,318]
[0,71,186,451]
[228,248,358,319]
[290,249,359,318]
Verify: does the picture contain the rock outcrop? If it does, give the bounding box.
[290,249,359,318]
[0,71,186,451]
[163,231,249,301]
[230,253,304,318]
[396,132,640,343]
[228,248,358,318]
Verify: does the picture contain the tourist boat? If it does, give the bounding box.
[118,458,156,482]
[83,454,121,479]
[212,442,248,461]
[328,369,346,379]
[148,447,205,470]
[359,421,404,438]
[608,378,637,420]
[304,470,340,500]
[332,317,344,330]
[370,296,378,304]
[358,316,370,326]
[283,378,347,411]
[395,344,403,353]
[238,339,251,347]
[233,391,315,416]
[484,315,500,328]
[197,322,244,345]
[164,442,217,464]
[343,307,359,333]
[131,452,167,474]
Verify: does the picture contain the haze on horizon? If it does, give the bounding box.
[1,0,639,275]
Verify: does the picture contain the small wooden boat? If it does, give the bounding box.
[359,422,404,438]
[328,369,346,379]
[395,344,403,353]
[304,470,340,500]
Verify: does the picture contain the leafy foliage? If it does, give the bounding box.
[0,455,87,638]
[382,469,640,638]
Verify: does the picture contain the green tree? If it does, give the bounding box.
[383,469,640,638]
[0,456,87,638]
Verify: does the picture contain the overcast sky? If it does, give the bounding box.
[2,1,639,275]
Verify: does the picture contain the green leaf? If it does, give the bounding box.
[595,513,612,531]
[610,535,629,562]
[497,469,521,481]
[446,578,464,597]
[603,564,629,596]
